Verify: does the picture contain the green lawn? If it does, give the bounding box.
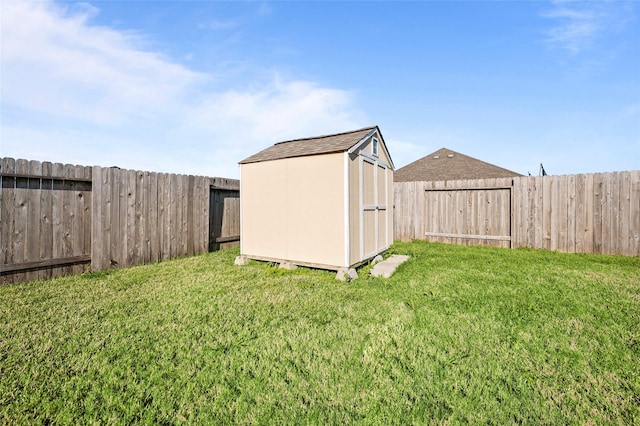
[1,242,639,424]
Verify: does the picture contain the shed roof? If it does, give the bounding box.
[239,126,380,165]
[394,148,523,182]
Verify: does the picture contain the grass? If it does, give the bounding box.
[1,241,639,424]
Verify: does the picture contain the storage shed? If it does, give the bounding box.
[239,126,394,271]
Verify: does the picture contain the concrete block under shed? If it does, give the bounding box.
[370,255,410,278]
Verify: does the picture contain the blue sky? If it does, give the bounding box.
[1,0,639,178]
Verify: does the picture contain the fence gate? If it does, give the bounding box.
[209,186,240,251]
[424,186,512,248]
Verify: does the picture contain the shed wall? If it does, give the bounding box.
[241,153,346,268]
[347,134,394,266]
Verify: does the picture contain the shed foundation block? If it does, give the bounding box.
[279,262,298,270]
[234,256,249,266]
[336,268,358,281]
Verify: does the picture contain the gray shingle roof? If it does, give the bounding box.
[394,148,523,182]
[239,126,378,164]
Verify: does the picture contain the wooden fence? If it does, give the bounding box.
[1,158,239,284]
[394,171,640,256]
[0,159,92,283]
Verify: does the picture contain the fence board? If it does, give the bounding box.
[593,173,604,254]
[1,158,16,284]
[557,175,568,252]
[149,172,159,263]
[631,170,640,256]
[25,161,42,282]
[619,171,631,256]
[39,162,54,280]
[115,168,126,268]
[604,172,613,254]
[187,175,195,256]
[181,176,189,256]
[159,173,170,261]
[14,160,29,283]
[567,174,576,253]
[516,176,528,248]
[102,166,114,270]
[91,166,104,271]
[610,172,620,255]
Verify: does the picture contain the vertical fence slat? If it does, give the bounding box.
[71,164,85,275]
[114,168,126,268]
[13,160,30,283]
[25,161,42,282]
[610,172,621,256]
[1,158,16,284]
[181,176,188,256]
[517,176,529,248]
[159,173,170,261]
[567,174,576,253]
[602,173,612,254]
[149,172,159,263]
[618,171,630,256]
[593,173,604,254]
[187,175,195,256]
[557,175,568,252]
[40,162,54,280]
[91,166,103,271]
[169,173,178,259]
[631,170,640,256]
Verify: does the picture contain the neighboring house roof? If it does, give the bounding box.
[239,126,388,165]
[394,148,523,182]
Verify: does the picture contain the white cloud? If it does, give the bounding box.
[1,1,203,125]
[0,0,365,178]
[542,1,635,54]
[190,78,363,141]
[205,19,239,31]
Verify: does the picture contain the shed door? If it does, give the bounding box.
[361,157,388,259]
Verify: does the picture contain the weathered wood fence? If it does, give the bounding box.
[394,172,640,256]
[0,159,92,283]
[1,158,239,284]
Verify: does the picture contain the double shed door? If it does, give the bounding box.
[362,157,389,259]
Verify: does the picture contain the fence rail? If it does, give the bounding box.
[1,158,239,284]
[394,172,640,256]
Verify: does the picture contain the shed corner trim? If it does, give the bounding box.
[343,151,350,267]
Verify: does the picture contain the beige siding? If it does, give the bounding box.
[363,160,376,205]
[241,160,289,261]
[241,153,346,268]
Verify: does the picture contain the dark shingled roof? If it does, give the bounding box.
[239,126,378,164]
[394,148,523,182]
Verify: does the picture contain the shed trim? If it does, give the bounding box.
[374,156,379,258]
[347,128,378,155]
[343,152,350,268]
[239,175,244,253]
[359,155,364,260]
[347,126,395,170]
[361,152,390,168]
